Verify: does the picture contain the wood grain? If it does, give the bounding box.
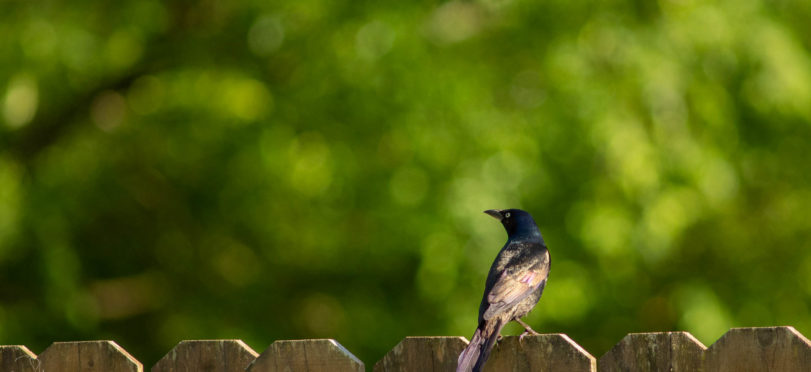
[704,326,811,372]
[152,340,258,372]
[484,334,596,372]
[37,341,142,372]
[0,345,38,372]
[247,339,364,372]
[0,327,809,371]
[598,332,706,372]
[373,336,468,372]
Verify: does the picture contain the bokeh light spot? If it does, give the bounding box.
[21,20,57,59]
[675,285,732,344]
[288,132,333,197]
[356,20,395,61]
[3,73,38,128]
[579,204,633,257]
[639,187,700,262]
[127,75,165,115]
[248,16,285,56]
[298,293,347,336]
[211,241,260,287]
[510,70,547,109]
[541,261,592,324]
[389,166,429,206]
[106,30,144,70]
[425,1,484,44]
[224,78,273,121]
[91,90,127,132]
[417,233,460,300]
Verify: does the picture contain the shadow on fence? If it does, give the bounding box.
[1,326,810,371]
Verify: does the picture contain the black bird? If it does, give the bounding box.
[457,209,550,372]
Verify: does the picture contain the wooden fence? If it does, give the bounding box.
[1,326,810,371]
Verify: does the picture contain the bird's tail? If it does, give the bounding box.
[457,318,505,372]
[457,327,483,372]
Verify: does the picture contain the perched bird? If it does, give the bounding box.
[457,209,550,372]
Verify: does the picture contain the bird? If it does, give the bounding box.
[457,208,550,372]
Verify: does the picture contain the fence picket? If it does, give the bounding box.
[152,340,258,372]
[373,336,467,372]
[0,345,38,372]
[598,332,705,372]
[704,326,811,372]
[37,341,142,372]
[246,339,363,372]
[484,334,596,372]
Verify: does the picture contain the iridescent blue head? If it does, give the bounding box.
[484,208,544,243]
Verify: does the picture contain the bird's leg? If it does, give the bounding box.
[515,318,540,342]
[515,318,540,334]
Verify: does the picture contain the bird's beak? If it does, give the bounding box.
[484,209,504,221]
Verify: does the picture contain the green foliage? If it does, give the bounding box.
[2,0,811,365]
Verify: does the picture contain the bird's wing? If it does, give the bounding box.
[483,251,549,320]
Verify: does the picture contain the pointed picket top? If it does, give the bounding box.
[598,332,706,372]
[484,334,596,372]
[373,336,468,372]
[246,339,364,372]
[152,340,259,372]
[37,340,142,372]
[0,345,38,372]
[704,326,811,372]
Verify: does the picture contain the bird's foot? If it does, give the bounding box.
[515,318,540,343]
[525,327,541,335]
[518,329,540,343]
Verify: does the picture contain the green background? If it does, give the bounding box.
[2,0,811,366]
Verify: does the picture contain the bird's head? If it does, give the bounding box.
[484,208,543,241]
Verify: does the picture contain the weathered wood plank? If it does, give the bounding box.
[0,345,38,372]
[484,334,596,372]
[373,336,468,372]
[246,339,364,372]
[152,340,258,372]
[37,340,142,372]
[597,332,706,372]
[704,326,811,372]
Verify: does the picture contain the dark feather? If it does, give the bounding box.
[457,209,550,372]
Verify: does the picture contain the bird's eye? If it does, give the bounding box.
[505,212,511,218]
